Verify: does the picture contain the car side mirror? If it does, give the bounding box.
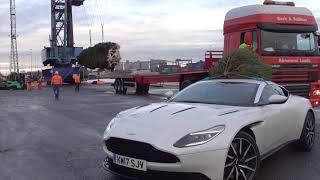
[164,91,174,99]
[268,95,288,104]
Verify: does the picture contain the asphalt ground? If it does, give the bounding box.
[0,85,319,180]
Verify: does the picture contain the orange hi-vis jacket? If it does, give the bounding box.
[51,75,63,85]
[74,75,81,84]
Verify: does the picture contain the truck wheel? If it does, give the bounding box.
[136,84,143,95]
[181,80,192,90]
[143,84,150,95]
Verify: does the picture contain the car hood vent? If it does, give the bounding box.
[135,104,150,109]
[150,105,169,113]
[172,107,196,115]
[218,110,239,116]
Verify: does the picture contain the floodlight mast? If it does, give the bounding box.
[10,0,19,74]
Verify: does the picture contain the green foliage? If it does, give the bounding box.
[209,49,273,80]
[78,42,120,70]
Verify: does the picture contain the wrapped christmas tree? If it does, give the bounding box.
[78,42,121,71]
[210,49,272,80]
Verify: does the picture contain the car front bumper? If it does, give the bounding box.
[103,148,227,180]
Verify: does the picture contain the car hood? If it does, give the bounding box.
[106,102,252,151]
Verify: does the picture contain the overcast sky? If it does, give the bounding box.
[0,0,319,72]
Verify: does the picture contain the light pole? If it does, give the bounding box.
[101,24,104,42]
[30,49,32,74]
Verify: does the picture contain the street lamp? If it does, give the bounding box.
[30,49,33,75]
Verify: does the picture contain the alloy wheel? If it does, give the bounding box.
[305,115,315,148]
[224,137,258,180]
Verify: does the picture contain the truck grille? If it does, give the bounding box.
[273,64,314,69]
[105,137,180,163]
[272,64,318,83]
[282,83,310,98]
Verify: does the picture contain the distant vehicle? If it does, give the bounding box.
[102,79,315,180]
[0,81,23,90]
[6,81,23,90]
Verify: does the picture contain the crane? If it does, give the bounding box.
[42,0,85,83]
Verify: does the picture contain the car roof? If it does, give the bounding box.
[206,78,273,85]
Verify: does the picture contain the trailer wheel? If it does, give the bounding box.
[120,79,127,95]
[114,79,120,94]
[119,79,124,94]
[123,88,127,95]
[181,80,192,90]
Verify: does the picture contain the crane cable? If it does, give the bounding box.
[95,0,104,25]
[94,0,106,42]
[82,3,94,46]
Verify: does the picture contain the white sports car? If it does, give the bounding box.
[102,79,315,180]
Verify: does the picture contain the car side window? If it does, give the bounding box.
[258,85,278,105]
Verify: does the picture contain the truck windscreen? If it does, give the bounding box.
[261,30,319,56]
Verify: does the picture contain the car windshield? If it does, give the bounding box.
[171,81,259,107]
[261,30,319,56]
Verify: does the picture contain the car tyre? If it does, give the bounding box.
[296,111,315,152]
[224,131,260,180]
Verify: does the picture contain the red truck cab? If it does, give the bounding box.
[221,0,320,106]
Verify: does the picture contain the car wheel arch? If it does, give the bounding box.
[223,124,262,180]
[308,109,315,119]
[226,121,264,153]
[296,108,315,136]
[240,126,256,142]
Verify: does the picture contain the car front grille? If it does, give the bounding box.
[106,158,211,180]
[105,137,180,163]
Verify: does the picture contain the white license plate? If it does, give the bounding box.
[113,154,147,171]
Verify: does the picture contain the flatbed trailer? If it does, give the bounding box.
[109,70,207,95]
[108,51,223,95]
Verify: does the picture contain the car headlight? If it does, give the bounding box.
[104,118,116,136]
[173,125,225,148]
